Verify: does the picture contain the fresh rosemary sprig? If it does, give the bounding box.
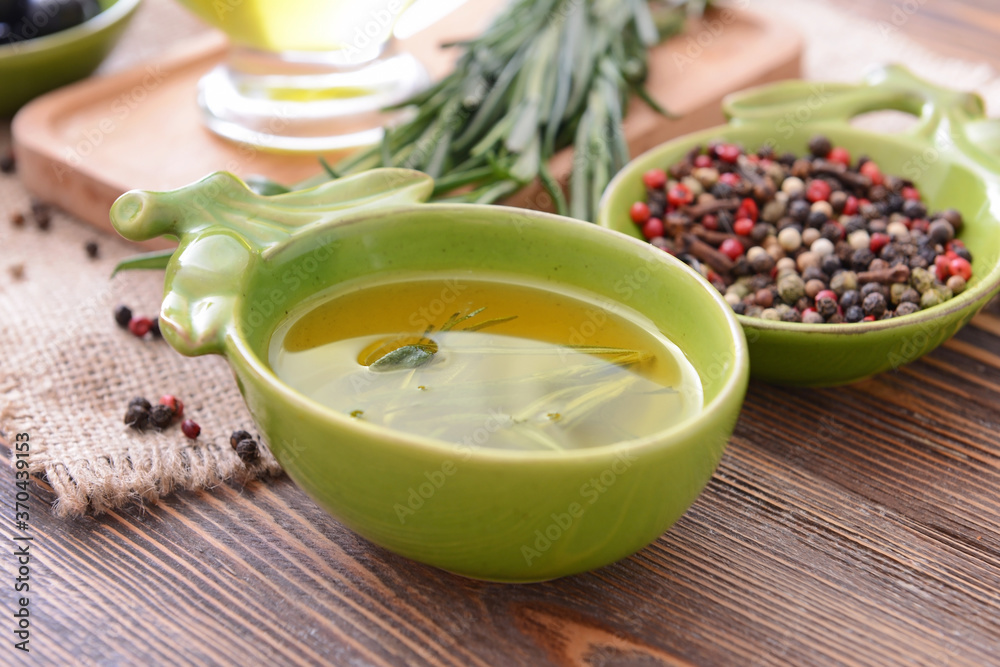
[309,0,700,221]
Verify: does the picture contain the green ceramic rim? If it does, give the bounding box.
[0,0,140,59]
[227,203,750,465]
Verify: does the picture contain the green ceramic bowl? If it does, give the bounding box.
[598,65,1000,386]
[110,168,749,582]
[0,0,141,118]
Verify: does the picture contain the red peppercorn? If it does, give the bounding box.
[860,161,883,185]
[719,172,741,187]
[159,394,184,420]
[181,419,201,439]
[706,270,721,284]
[738,198,758,222]
[694,154,712,168]
[863,315,876,322]
[827,147,850,166]
[642,168,667,190]
[719,238,744,260]
[128,317,152,337]
[629,201,650,224]
[911,219,929,233]
[901,186,921,201]
[641,217,665,240]
[843,195,859,216]
[667,183,693,207]
[815,289,838,303]
[869,233,891,253]
[733,217,754,236]
[934,254,952,279]
[950,257,972,281]
[806,179,832,202]
[702,214,719,231]
[716,144,741,163]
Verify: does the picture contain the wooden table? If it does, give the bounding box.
[4,1,1000,665]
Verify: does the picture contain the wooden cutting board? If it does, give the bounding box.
[12,4,801,244]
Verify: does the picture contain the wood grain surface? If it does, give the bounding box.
[3,304,999,666]
[4,1,1000,665]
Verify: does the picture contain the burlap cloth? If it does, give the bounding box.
[2,0,999,516]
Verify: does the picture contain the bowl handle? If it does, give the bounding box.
[110,169,434,356]
[722,64,1000,176]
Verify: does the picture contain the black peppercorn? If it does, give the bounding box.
[879,243,900,262]
[750,252,775,274]
[868,185,889,202]
[844,305,864,323]
[802,266,827,284]
[124,404,149,430]
[732,256,752,276]
[867,219,887,234]
[860,282,884,299]
[862,292,887,318]
[236,438,259,464]
[843,216,866,235]
[954,246,972,262]
[230,429,253,449]
[781,309,802,323]
[148,405,174,430]
[896,301,920,316]
[902,199,927,219]
[820,254,842,275]
[918,246,937,265]
[808,135,832,158]
[851,248,875,271]
[149,318,162,339]
[807,210,828,228]
[128,396,151,411]
[883,175,904,193]
[816,295,839,319]
[820,222,842,242]
[909,255,929,270]
[941,208,963,230]
[788,199,810,223]
[927,219,954,244]
[114,305,133,329]
[0,150,14,174]
[829,190,847,213]
[32,202,51,231]
[85,241,99,259]
[840,290,861,309]
[731,302,746,315]
[885,193,904,214]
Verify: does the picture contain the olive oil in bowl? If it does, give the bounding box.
[268,273,702,451]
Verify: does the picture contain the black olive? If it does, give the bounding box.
[15,0,100,39]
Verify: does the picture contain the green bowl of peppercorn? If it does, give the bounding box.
[598,65,1000,386]
[0,0,141,117]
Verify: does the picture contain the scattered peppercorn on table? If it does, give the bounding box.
[4,0,1000,665]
